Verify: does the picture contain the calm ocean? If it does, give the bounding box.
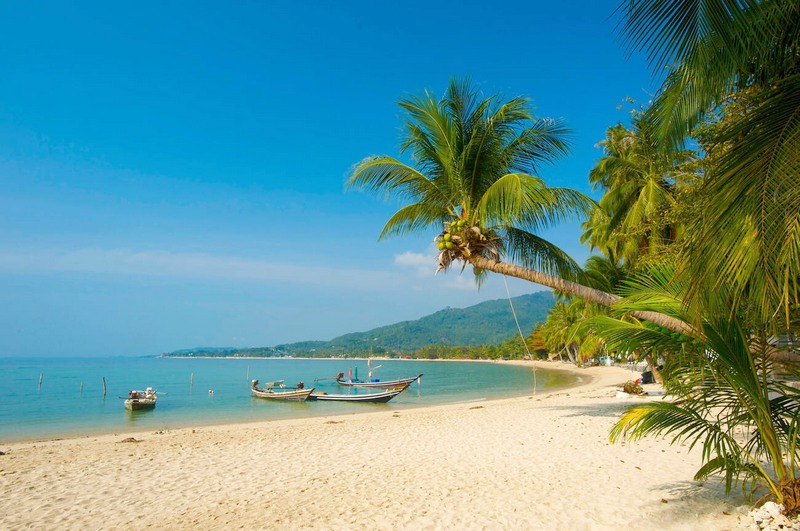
[0,357,576,443]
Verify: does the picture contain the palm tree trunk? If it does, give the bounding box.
[567,344,577,363]
[645,353,663,384]
[470,256,696,336]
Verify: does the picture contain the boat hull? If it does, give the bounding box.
[336,374,422,388]
[124,398,156,411]
[251,387,314,401]
[308,386,408,403]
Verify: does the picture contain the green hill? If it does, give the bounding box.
[314,291,553,351]
[162,291,554,358]
[273,291,554,355]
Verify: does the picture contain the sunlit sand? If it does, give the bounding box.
[0,363,750,530]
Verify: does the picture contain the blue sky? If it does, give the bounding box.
[0,1,657,357]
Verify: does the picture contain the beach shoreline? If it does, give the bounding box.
[0,357,578,445]
[0,361,752,529]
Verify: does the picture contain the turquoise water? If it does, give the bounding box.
[0,357,575,443]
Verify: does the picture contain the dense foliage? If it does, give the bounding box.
[596,265,800,509]
[575,0,800,511]
[619,0,800,322]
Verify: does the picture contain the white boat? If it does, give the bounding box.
[328,359,423,389]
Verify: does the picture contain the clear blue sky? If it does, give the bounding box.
[0,1,657,357]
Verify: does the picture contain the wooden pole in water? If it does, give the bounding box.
[190,372,194,388]
[246,366,250,382]
[39,373,43,388]
[102,376,107,398]
[80,382,84,394]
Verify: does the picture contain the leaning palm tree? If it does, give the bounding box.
[347,78,694,335]
[617,0,800,322]
[593,264,800,513]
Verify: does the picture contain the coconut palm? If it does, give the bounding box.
[617,0,800,321]
[347,78,694,335]
[581,254,628,295]
[540,301,581,362]
[582,115,695,267]
[591,264,800,512]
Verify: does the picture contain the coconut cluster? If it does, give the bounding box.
[435,219,500,273]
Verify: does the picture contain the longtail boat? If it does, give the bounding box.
[335,372,423,388]
[251,379,314,401]
[308,382,410,403]
[124,388,157,410]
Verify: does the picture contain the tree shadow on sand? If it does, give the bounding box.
[642,478,748,528]
[541,403,752,526]
[540,402,635,419]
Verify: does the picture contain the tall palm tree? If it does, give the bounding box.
[618,0,800,321]
[347,79,694,335]
[582,115,695,267]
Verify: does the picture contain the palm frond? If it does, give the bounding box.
[588,314,684,355]
[685,74,800,320]
[597,258,800,502]
[477,173,594,231]
[380,203,450,239]
[499,118,572,177]
[502,228,583,281]
[348,156,445,203]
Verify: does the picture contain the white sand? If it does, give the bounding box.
[0,362,753,530]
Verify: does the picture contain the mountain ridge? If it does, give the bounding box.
[163,291,555,357]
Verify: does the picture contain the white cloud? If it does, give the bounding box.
[393,250,435,275]
[0,247,400,292]
[392,248,497,291]
[440,272,480,291]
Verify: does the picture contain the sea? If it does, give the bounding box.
[0,357,578,443]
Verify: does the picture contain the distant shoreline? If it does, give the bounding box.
[159,355,535,362]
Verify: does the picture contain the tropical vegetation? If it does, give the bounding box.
[595,0,800,510]
[618,0,800,323]
[581,108,696,267]
[595,265,800,513]
[348,0,800,514]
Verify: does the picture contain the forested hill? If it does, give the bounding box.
[162,291,554,357]
[310,291,554,351]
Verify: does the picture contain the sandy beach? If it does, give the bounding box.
[0,362,753,530]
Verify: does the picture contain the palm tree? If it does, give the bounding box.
[540,301,581,362]
[590,264,800,513]
[539,296,614,365]
[617,0,800,321]
[347,79,694,335]
[582,114,695,267]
